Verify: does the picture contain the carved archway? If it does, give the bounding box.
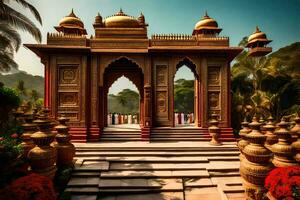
[101,57,144,128]
[172,57,200,127]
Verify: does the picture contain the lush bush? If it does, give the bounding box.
[1,173,57,200]
[265,166,300,200]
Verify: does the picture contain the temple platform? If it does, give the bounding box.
[65,141,245,200]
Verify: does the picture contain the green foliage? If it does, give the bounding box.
[174,79,194,113]
[231,41,300,132]
[0,71,44,97]
[0,0,42,72]
[108,89,140,114]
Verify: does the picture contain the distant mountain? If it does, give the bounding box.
[269,42,300,68]
[0,71,44,97]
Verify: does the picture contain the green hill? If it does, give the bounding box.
[0,71,44,98]
[269,42,300,67]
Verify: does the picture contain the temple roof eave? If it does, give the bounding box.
[24,44,90,57]
[24,43,242,61]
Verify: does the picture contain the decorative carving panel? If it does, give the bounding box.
[57,112,78,121]
[157,91,167,114]
[59,92,78,107]
[208,92,220,109]
[208,67,220,85]
[58,65,79,85]
[156,65,167,86]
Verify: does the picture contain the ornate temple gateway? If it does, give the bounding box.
[26,9,243,142]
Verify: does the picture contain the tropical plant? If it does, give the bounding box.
[231,41,300,131]
[0,0,42,72]
[174,79,194,113]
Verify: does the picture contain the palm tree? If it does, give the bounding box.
[0,0,42,72]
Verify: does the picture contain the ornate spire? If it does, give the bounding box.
[68,8,77,18]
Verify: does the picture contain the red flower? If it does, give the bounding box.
[265,166,300,199]
[0,137,4,141]
[1,173,56,200]
[10,133,18,139]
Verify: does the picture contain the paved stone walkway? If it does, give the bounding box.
[66,142,245,200]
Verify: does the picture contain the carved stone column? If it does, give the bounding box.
[141,84,151,141]
[52,117,75,167]
[20,111,37,158]
[263,116,277,150]
[240,117,273,200]
[271,117,298,167]
[28,109,57,179]
[237,119,251,160]
[208,114,221,146]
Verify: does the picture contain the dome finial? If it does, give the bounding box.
[205,10,208,17]
[255,26,260,33]
[68,8,77,18]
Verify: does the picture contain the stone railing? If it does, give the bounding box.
[151,34,196,41]
[47,32,88,46]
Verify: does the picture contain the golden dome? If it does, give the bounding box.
[59,9,84,29]
[194,11,219,30]
[104,9,141,28]
[248,26,268,43]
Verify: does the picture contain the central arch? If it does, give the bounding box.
[172,57,200,127]
[102,57,144,130]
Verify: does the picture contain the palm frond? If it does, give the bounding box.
[11,0,42,25]
[0,4,41,42]
[0,23,21,50]
[0,50,18,71]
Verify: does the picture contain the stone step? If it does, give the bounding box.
[109,163,208,171]
[100,170,210,178]
[100,138,142,141]
[75,151,240,157]
[65,187,99,194]
[74,145,238,151]
[99,192,184,200]
[99,178,182,191]
[209,171,241,177]
[184,187,223,200]
[150,133,235,138]
[70,195,97,200]
[74,156,209,163]
[101,134,141,138]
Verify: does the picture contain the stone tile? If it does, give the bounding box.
[226,193,246,200]
[75,161,109,171]
[109,163,208,170]
[184,178,214,187]
[71,195,97,200]
[99,192,184,200]
[171,170,210,177]
[68,177,99,186]
[185,187,222,200]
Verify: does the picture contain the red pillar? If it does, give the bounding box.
[141,84,151,141]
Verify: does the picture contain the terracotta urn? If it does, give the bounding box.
[27,111,57,179]
[240,117,273,200]
[52,117,75,167]
[290,115,300,142]
[20,112,37,158]
[263,116,277,150]
[208,114,222,146]
[237,119,251,160]
[271,117,298,167]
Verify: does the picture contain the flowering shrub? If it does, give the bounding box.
[1,173,56,200]
[265,166,300,200]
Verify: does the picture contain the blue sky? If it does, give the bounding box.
[12,0,300,94]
